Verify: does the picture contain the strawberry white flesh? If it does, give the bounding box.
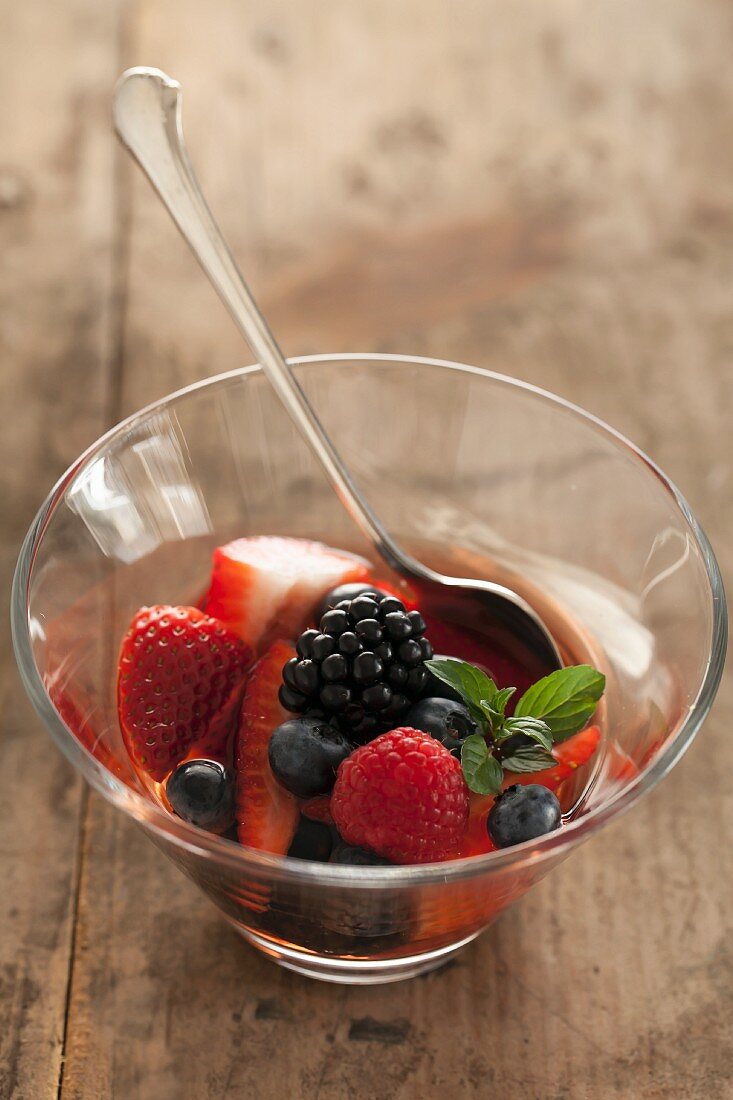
[205,536,370,652]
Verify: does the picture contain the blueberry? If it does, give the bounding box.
[330,843,391,866]
[316,583,387,622]
[404,697,479,752]
[287,817,334,862]
[166,759,234,833]
[487,784,562,848]
[325,847,401,939]
[268,716,353,797]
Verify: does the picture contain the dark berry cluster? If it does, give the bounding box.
[279,590,434,741]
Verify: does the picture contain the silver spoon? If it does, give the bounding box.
[112,67,562,671]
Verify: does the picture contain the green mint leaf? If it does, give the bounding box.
[461,734,503,795]
[425,659,498,727]
[493,686,516,714]
[502,742,557,773]
[479,686,517,730]
[514,665,605,742]
[495,715,553,751]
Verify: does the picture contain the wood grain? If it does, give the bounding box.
[2,0,731,1097]
[0,2,123,1097]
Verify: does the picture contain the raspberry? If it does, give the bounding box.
[331,728,469,864]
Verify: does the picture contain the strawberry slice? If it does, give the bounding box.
[205,537,371,653]
[235,640,299,854]
[117,605,252,783]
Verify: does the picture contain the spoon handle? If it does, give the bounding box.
[113,66,405,571]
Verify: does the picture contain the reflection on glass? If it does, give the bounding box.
[68,412,211,561]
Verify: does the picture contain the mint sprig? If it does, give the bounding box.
[460,735,504,795]
[513,665,606,742]
[425,659,605,794]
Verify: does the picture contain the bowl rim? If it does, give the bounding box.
[11,353,728,886]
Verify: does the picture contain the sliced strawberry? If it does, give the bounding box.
[503,725,602,792]
[117,605,252,783]
[205,537,371,653]
[300,795,335,826]
[235,640,299,854]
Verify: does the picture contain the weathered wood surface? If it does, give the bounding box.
[0,2,122,1097]
[1,1,731,1097]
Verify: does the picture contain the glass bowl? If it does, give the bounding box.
[11,354,727,984]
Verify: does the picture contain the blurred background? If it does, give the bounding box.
[1,3,730,1098]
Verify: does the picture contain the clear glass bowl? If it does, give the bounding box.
[11,354,727,984]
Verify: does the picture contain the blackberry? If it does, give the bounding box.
[280,591,434,740]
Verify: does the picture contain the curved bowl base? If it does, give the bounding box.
[231,923,482,984]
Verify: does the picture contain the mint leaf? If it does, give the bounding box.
[425,659,498,726]
[514,665,605,742]
[502,742,557,773]
[480,686,516,729]
[493,686,516,714]
[461,734,503,795]
[496,715,553,751]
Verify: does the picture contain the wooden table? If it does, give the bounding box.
[2,3,731,1097]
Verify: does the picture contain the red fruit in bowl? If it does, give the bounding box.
[332,728,469,864]
[117,605,252,783]
[235,640,299,854]
[205,536,370,653]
